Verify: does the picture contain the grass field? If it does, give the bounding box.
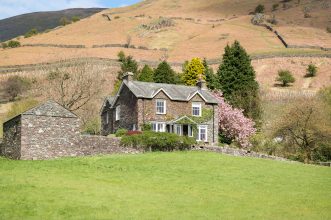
[0,151,330,219]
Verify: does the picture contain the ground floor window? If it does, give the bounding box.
[174,124,182,136]
[197,125,208,142]
[152,122,166,132]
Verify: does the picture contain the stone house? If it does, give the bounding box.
[100,73,219,144]
[1,100,137,160]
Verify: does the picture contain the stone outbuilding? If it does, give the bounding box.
[1,100,137,160]
[1,100,80,159]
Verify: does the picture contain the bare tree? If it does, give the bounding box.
[274,99,331,163]
[43,62,104,112]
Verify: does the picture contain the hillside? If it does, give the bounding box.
[0,152,330,219]
[0,0,330,67]
[0,8,106,42]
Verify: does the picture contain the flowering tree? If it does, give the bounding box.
[212,91,256,148]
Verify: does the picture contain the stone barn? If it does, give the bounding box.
[1,100,81,160]
[0,100,139,160]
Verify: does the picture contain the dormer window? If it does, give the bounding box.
[156,99,166,114]
[192,102,202,117]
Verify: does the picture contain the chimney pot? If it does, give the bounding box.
[122,72,134,81]
[197,79,207,90]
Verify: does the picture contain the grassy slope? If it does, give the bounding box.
[0,151,330,219]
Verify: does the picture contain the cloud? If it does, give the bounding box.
[0,0,106,19]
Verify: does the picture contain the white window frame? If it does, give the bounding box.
[192,102,202,117]
[152,122,166,132]
[106,112,109,124]
[156,99,166,115]
[188,125,193,137]
[174,124,182,136]
[115,105,120,121]
[197,125,208,142]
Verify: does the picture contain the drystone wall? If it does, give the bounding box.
[193,145,289,162]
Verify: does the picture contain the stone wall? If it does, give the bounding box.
[193,145,289,161]
[2,115,21,159]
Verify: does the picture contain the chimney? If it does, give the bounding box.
[122,72,134,82]
[197,78,207,90]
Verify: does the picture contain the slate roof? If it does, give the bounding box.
[121,81,218,104]
[22,100,77,118]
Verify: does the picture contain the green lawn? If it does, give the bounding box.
[0,152,330,219]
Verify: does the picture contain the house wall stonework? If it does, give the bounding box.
[112,84,139,133]
[2,116,22,159]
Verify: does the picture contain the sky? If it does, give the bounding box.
[0,0,142,20]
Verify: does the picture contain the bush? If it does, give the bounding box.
[24,28,38,38]
[60,17,71,26]
[115,128,128,137]
[4,76,31,101]
[83,117,101,135]
[7,40,20,48]
[114,16,120,19]
[71,16,80,22]
[250,133,283,156]
[327,27,331,33]
[305,64,317,77]
[121,131,196,151]
[141,123,152,131]
[127,131,142,136]
[276,70,295,86]
[254,4,265,14]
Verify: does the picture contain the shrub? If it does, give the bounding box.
[254,4,265,14]
[115,128,128,137]
[71,16,80,22]
[7,40,20,48]
[250,133,283,156]
[83,117,100,135]
[305,64,317,77]
[121,131,196,151]
[327,27,331,33]
[60,17,71,26]
[24,28,38,38]
[4,76,31,101]
[114,16,120,19]
[276,70,295,86]
[141,123,152,131]
[272,3,279,11]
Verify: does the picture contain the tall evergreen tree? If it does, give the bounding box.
[154,61,176,84]
[182,58,205,86]
[117,52,138,80]
[203,58,218,90]
[217,41,261,122]
[138,64,154,82]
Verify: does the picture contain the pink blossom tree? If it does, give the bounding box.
[212,91,256,148]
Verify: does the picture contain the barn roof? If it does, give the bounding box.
[22,100,77,118]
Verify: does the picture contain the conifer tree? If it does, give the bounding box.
[182,58,205,86]
[117,51,138,80]
[154,61,176,84]
[217,41,261,122]
[203,58,218,90]
[138,64,154,82]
